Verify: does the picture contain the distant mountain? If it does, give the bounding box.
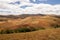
[0,14,45,19]
[0,14,60,19]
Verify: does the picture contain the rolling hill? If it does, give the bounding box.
[0,28,60,40]
[0,14,60,40]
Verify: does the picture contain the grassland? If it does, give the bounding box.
[0,28,60,40]
[0,14,60,40]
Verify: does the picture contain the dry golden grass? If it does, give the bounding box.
[0,15,60,30]
[0,28,60,40]
[0,15,60,40]
[0,18,22,30]
[18,16,60,28]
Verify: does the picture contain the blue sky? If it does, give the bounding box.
[9,0,60,9]
[45,0,60,4]
[30,0,60,5]
[0,0,60,15]
[9,0,60,5]
[9,1,20,5]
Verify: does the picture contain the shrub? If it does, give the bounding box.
[54,24,60,28]
[5,30,14,34]
[51,24,60,28]
[0,26,45,34]
[14,27,37,33]
[0,30,14,34]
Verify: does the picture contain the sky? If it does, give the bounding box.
[0,0,60,15]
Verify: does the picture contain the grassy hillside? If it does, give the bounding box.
[0,15,60,30]
[0,14,60,40]
[0,28,60,40]
[19,16,60,28]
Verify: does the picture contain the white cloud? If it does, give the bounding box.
[0,0,60,15]
[32,0,48,2]
[21,3,60,15]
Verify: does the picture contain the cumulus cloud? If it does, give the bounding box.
[22,4,60,15]
[0,2,24,15]
[0,0,60,15]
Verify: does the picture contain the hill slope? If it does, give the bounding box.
[0,15,60,30]
[0,28,60,40]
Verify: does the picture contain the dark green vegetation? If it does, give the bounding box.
[0,14,60,40]
[0,14,60,34]
[0,24,60,34]
[0,27,45,34]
